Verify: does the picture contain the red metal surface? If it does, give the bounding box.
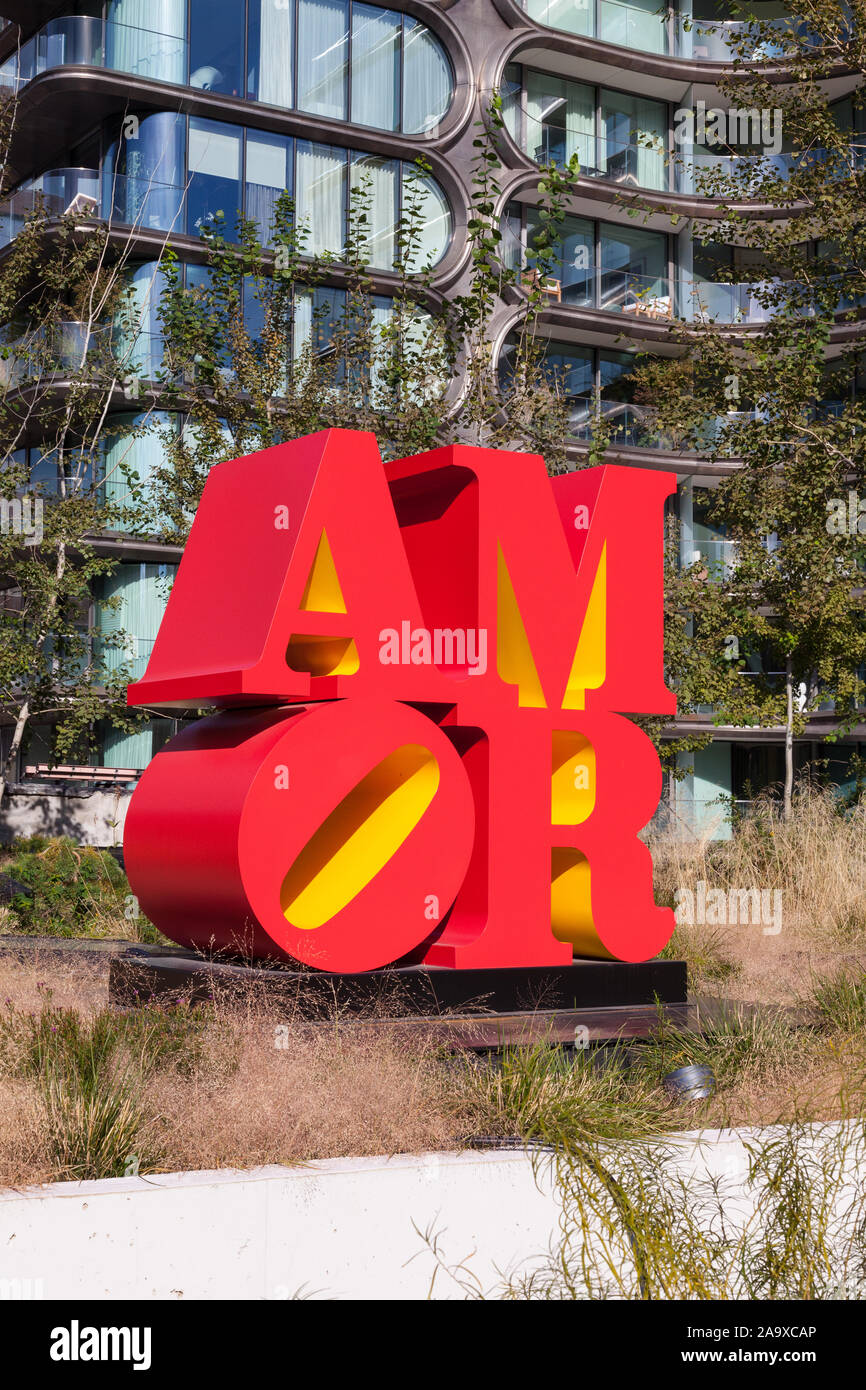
[124,428,677,971]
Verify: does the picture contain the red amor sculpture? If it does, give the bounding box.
[124,429,676,970]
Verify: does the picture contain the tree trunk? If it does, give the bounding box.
[784,655,794,822]
[0,699,30,806]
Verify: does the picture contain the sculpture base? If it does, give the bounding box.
[109,946,687,1042]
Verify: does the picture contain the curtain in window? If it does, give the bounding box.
[525,73,594,169]
[115,262,166,376]
[99,561,176,684]
[351,6,399,130]
[351,155,397,267]
[296,142,346,255]
[292,289,314,360]
[401,169,450,270]
[106,0,186,83]
[525,0,593,39]
[634,99,666,189]
[565,81,596,171]
[102,720,158,771]
[102,414,170,527]
[600,0,666,54]
[256,0,293,107]
[402,18,451,134]
[246,134,292,242]
[297,0,348,120]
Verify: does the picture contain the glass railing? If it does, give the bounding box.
[113,329,165,379]
[519,3,814,63]
[684,536,737,577]
[521,0,672,54]
[599,1,671,54]
[523,126,669,191]
[683,279,774,324]
[601,271,672,317]
[101,173,186,235]
[504,226,673,316]
[684,18,800,63]
[0,321,114,388]
[694,410,765,450]
[0,167,99,247]
[676,145,865,195]
[570,401,677,450]
[0,15,188,93]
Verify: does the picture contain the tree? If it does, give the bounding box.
[0,90,165,802]
[148,108,582,540]
[626,1,866,816]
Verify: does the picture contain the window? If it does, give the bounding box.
[524,208,594,305]
[505,204,668,312]
[187,118,242,237]
[102,115,452,268]
[504,66,669,192]
[248,0,294,105]
[296,140,347,255]
[246,132,293,242]
[499,337,659,447]
[600,90,666,190]
[189,0,244,95]
[522,69,595,169]
[249,0,452,133]
[600,222,667,313]
[351,153,398,264]
[107,0,187,83]
[102,110,185,231]
[402,17,452,134]
[351,6,401,130]
[298,0,350,120]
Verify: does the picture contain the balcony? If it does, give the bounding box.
[684,280,775,325]
[684,17,800,63]
[504,220,673,319]
[678,144,865,196]
[0,15,187,93]
[0,320,114,390]
[520,0,673,55]
[529,128,668,192]
[569,401,677,450]
[0,168,99,248]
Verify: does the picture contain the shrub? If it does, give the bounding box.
[0,836,160,942]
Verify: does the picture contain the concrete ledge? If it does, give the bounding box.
[0,1150,563,1300]
[0,1125,855,1300]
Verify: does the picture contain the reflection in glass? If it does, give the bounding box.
[297,0,349,120]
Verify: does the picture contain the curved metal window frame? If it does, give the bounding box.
[101,111,454,271]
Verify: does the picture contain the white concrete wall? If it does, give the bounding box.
[0,788,131,847]
[1,1126,854,1301]
[0,1151,562,1301]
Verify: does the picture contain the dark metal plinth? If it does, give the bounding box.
[109,945,687,1041]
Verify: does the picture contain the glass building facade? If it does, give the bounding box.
[0,0,854,822]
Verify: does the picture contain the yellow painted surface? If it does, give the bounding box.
[563,545,606,710]
[551,731,596,825]
[551,847,614,958]
[281,744,439,928]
